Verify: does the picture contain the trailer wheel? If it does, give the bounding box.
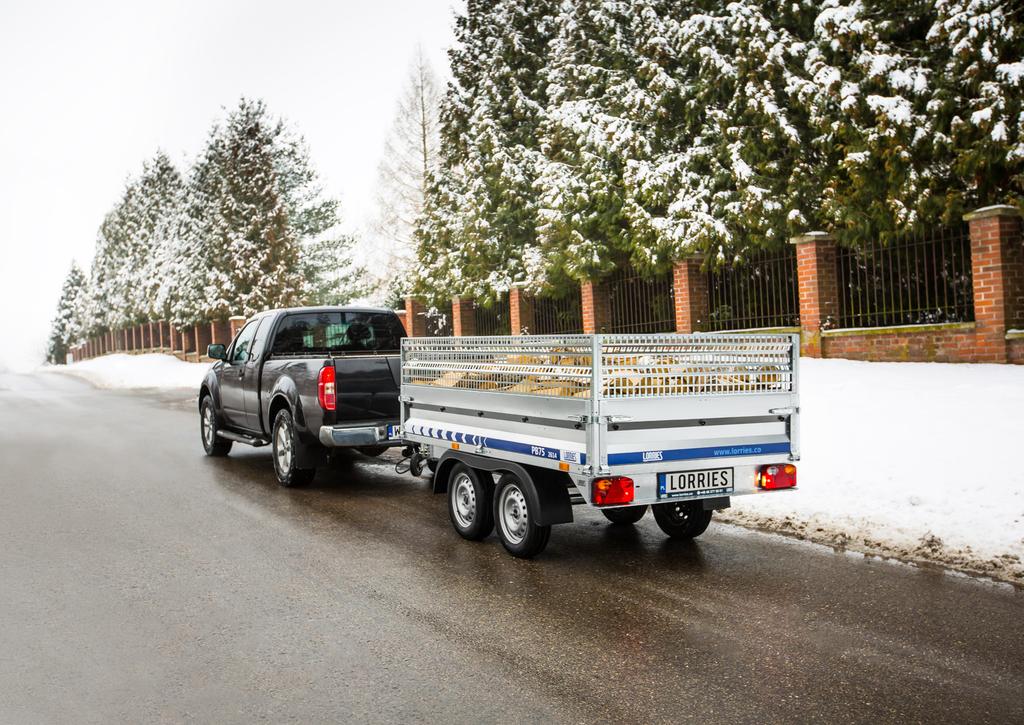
[494,473,550,558]
[447,464,494,540]
[272,409,316,488]
[652,500,712,539]
[601,505,648,525]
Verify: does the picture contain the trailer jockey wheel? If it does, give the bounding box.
[652,500,712,539]
[493,473,550,558]
[409,451,425,477]
[447,464,494,540]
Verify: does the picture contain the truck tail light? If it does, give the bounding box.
[757,464,796,490]
[592,476,634,506]
[318,365,336,411]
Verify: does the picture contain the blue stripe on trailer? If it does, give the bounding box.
[408,424,787,468]
[608,441,791,466]
[409,424,584,464]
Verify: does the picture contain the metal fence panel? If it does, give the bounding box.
[473,294,511,336]
[607,267,675,333]
[836,225,974,329]
[534,290,583,335]
[707,247,800,331]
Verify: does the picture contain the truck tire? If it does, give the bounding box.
[200,396,232,457]
[493,473,550,558]
[447,464,494,540]
[601,505,648,525]
[272,408,316,487]
[652,500,713,540]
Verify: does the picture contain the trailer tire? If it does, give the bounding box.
[493,473,550,558]
[200,396,232,457]
[653,501,712,539]
[273,409,316,488]
[447,464,494,540]
[601,505,648,525]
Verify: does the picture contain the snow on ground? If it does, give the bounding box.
[45,352,1024,583]
[719,358,1024,584]
[46,353,209,390]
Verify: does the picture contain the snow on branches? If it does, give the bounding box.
[417,0,1024,298]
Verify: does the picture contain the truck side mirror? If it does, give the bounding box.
[207,343,227,361]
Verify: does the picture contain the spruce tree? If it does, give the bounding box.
[47,262,87,363]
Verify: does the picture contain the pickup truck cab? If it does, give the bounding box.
[198,306,405,486]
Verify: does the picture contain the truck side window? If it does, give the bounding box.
[230,321,259,363]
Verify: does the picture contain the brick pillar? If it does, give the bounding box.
[581,279,611,334]
[672,258,709,333]
[210,320,232,346]
[964,205,1023,363]
[509,285,535,335]
[122,328,129,352]
[228,316,247,340]
[404,297,428,337]
[177,325,193,356]
[791,232,839,358]
[195,323,212,360]
[452,296,476,337]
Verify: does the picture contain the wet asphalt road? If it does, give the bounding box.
[0,372,1022,724]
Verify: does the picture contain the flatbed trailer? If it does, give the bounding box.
[398,333,800,557]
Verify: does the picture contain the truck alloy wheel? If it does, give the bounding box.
[493,473,550,558]
[447,464,493,540]
[272,409,315,488]
[652,500,713,540]
[200,397,231,457]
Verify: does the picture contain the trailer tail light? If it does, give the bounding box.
[592,476,634,506]
[757,464,796,490]
[317,365,336,411]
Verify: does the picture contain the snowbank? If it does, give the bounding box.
[720,358,1024,584]
[47,353,209,390]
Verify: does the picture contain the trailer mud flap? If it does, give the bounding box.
[435,451,573,526]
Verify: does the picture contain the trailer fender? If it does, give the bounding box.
[433,450,573,526]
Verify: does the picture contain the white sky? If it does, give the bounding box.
[0,0,461,371]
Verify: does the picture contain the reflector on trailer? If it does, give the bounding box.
[592,476,634,506]
[756,463,796,490]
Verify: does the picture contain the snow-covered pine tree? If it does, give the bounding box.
[133,152,185,322]
[534,0,665,283]
[183,98,357,320]
[417,0,557,301]
[47,262,87,363]
[804,0,1023,243]
[370,49,442,304]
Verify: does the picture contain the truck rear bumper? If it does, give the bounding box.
[318,423,402,448]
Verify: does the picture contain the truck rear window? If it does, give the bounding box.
[271,312,405,355]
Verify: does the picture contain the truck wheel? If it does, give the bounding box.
[272,409,316,487]
[447,464,494,540]
[601,505,648,525]
[200,396,232,457]
[493,473,550,558]
[652,501,712,540]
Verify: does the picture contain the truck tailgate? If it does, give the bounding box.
[335,355,401,421]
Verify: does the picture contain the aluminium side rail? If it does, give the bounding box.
[399,333,799,508]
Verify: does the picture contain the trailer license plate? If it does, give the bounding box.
[658,468,734,498]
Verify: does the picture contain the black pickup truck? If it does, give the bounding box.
[198,306,406,486]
